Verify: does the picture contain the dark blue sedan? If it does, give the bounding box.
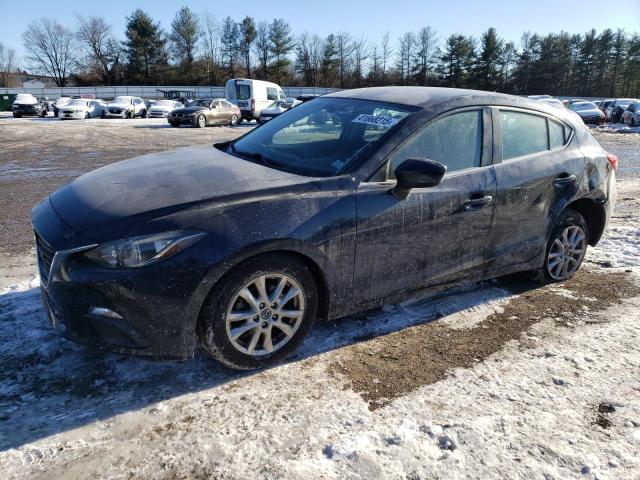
[32,87,617,370]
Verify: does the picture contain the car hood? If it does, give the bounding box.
[262,106,287,115]
[576,109,602,116]
[108,102,131,109]
[172,106,206,115]
[62,105,89,112]
[149,105,172,112]
[49,146,312,240]
[13,101,39,106]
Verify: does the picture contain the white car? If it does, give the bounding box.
[52,97,71,116]
[147,100,184,118]
[258,98,302,124]
[58,99,107,120]
[106,96,147,119]
[226,78,287,121]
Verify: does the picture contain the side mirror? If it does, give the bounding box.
[393,158,447,197]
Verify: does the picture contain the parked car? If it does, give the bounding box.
[225,78,287,121]
[536,98,564,109]
[296,94,322,103]
[258,98,301,124]
[568,101,605,125]
[621,101,640,126]
[105,96,147,119]
[147,100,184,118]
[609,98,639,123]
[168,98,240,128]
[32,87,617,370]
[58,99,108,120]
[599,99,615,116]
[52,97,72,117]
[12,94,47,118]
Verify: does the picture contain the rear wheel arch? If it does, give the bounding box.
[565,198,606,246]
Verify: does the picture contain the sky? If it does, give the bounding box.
[2,0,639,62]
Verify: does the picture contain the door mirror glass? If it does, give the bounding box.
[394,158,447,190]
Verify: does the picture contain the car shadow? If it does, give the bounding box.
[0,274,540,450]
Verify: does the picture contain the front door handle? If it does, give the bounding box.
[464,195,493,210]
[553,174,577,186]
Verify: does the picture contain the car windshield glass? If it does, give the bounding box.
[230,97,417,177]
[191,100,211,107]
[616,100,634,108]
[112,97,131,104]
[15,94,35,102]
[68,99,88,106]
[572,102,597,111]
[236,84,251,100]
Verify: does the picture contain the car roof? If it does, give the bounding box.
[325,86,576,122]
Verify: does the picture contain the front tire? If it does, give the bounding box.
[537,209,588,283]
[197,254,318,370]
[169,121,179,128]
[140,109,147,118]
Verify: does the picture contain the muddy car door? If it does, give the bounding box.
[354,108,497,304]
[485,108,582,276]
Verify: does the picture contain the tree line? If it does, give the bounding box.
[1,7,639,97]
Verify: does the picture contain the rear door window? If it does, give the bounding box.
[389,110,483,176]
[236,84,251,100]
[500,111,548,160]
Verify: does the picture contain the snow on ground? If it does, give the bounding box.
[0,182,639,478]
[590,123,640,135]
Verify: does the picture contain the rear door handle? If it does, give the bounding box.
[464,195,493,210]
[553,174,577,186]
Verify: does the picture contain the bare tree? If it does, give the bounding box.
[254,22,271,79]
[0,42,19,87]
[76,15,121,84]
[335,32,354,88]
[351,36,369,87]
[296,33,322,86]
[23,18,76,87]
[201,13,222,85]
[415,26,438,85]
[381,31,392,84]
[397,32,415,84]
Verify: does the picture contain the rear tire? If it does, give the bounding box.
[197,254,318,370]
[196,114,206,128]
[229,114,238,126]
[535,209,589,284]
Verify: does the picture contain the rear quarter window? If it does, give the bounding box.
[549,119,567,149]
[500,111,548,160]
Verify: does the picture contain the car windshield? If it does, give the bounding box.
[15,94,36,102]
[230,97,417,177]
[112,97,132,104]
[155,100,175,107]
[616,100,635,108]
[191,99,212,107]
[571,102,597,111]
[68,99,89,106]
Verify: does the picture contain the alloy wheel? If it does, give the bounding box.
[547,225,587,281]
[230,115,238,126]
[198,115,206,128]
[225,273,305,356]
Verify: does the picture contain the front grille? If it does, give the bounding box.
[63,110,74,114]
[35,232,55,282]
[110,109,122,114]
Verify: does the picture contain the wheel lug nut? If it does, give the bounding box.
[262,321,268,328]
[260,303,265,309]
[272,314,278,320]
[272,303,276,308]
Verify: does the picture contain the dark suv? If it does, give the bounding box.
[32,87,617,370]
[12,94,47,118]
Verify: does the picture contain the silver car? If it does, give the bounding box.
[147,100,184,118]
[58,99,108,120]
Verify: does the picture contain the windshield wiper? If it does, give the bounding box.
[232,147,277,168]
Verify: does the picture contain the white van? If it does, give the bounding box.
[225,79,287,121]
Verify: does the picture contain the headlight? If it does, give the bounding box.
[82,231,206,268]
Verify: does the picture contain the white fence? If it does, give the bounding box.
[0,85,340,100]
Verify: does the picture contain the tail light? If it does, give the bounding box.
[251,98,255,112]
[607,153,618,170]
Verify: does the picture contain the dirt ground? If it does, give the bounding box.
[0,113,255,256]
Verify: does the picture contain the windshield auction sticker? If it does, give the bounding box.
[351,114,398,127]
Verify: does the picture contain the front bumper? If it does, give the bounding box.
[167,114,196,125]
[13,106,41,116]
[148,110,169,118]
[58,110,86,120]
[106,109,131,118]
[259,113,279,123]
[32,199,203,360]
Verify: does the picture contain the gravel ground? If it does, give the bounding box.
[0,112,255,256]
